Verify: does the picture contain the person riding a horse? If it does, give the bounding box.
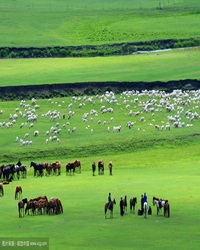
[108,193,112,208]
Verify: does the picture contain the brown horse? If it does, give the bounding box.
[164,200,170,217]
[98,160,104,175]
[19,165,27,178]
[104,198,116,219]
[50,162,61,175]
[42,162,51,175]
[74,160,81,173]
[0,183,4,196]
[108,161,113,175]
[18,198,28,217]
[153,196,170,217]
[15,185,22,200]
[130,197,137,213]
[47,197,59,215]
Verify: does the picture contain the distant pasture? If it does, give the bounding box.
[0,89,200,165]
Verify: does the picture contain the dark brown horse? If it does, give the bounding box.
[0,183,4,196]
[50,162,61,175]
[108,161,113,175]
[18,198,28,217]
[98,160,104,175]
[130,197,137,213]
[19,165,27,178]
[74,160,81,173]
[123,195,128,214]
[164,200,170,217]
[47,197,63,215]
[15,185,22,200]
[104,198,116,219]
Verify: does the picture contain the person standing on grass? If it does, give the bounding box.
[143,192,147,203]
[120,197,124,216]
[141,194,144,214]
[92,162,96,176]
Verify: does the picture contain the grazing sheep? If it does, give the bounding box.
[34,130,39,136]
[24,133,29,138]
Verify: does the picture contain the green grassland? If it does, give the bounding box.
[1,159,200,249]
[0,47,200,86]
[0,0,200,47]
[0,92,200,163]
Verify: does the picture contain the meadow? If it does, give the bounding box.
[0,47,200,86]
[0,0,200,47]
[0,1,200,249]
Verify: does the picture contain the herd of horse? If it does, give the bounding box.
[104,196,170,219]
[0,159,82,181]
[18,195,63,218]
[0,161,27,181]
[0,159,114,180]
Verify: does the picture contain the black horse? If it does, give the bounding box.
[1,164,15,180]
[66,162,75,175]
[130,197,137,213]
[98,160,104,175]
[30,162,44,177]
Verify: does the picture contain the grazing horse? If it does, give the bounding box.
[143,201,148,218]
[18,198,28,217]
[47,197,63,215]
[98,160,104,175]
[15,185,22,200]
[0,183,4,196]
[30,162,44,177]
[66,162,75,175]
[50,162,61,175]
[108,161,113,175]
[123,195,128,214]
[104,198,116,219]
[130,197,137,213]
[153,196,170,217]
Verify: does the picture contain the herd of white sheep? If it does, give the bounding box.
[0,89,199,147]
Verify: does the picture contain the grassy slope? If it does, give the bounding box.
[0,0,200,46]
[0,48,200,86]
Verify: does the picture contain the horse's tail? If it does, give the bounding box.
[168,204,170,217]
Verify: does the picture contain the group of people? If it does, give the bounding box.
[140,192,152,215]
[107,192,152,217]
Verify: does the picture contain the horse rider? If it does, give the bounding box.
[107,192,113,209]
